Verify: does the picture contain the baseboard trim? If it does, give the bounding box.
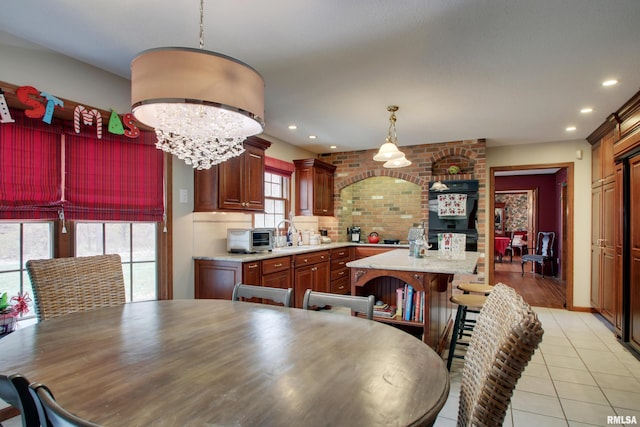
[568,305,595,313]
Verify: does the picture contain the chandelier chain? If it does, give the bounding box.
[199,0,205,49]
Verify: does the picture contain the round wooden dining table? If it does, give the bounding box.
[0,300,450,427]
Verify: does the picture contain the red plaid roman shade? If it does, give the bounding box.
[1,108,164,221]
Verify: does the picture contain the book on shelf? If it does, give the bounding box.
[373,304,397,318]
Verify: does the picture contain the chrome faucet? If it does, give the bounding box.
[276,217,297,247]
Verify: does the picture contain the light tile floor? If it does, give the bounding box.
[435,307,640,427]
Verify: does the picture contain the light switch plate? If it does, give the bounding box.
[179,189,188,204]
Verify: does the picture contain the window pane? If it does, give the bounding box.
[265,199,274,214]
[23,223,52,265]
[0,223,20,270]
[264,182,272,197]
[132,262,156,301]
[0,271,21,297]
[105,223,131,261]
[132,223,156,262]
[274,200,285,214]
[75,223,104,256]
[122,262,131,301]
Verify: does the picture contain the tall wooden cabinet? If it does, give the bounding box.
[293,159,336,216]
[589,89,640,356]
[194,136,271,212]
[590,130,617,326]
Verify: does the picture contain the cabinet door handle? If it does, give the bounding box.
[248,264,258,269]
[312,266,318,271]
[338,251,345,256]
[338,261,345,266]
[338,271,345,276]
[274,263,283,268]
[322,209,328,212]
[303,258,308,263]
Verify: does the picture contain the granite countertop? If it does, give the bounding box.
[346,249,479,275]
[194,242,410,263]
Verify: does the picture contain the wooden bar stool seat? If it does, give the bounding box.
[457,283,494,295]
[447,294,487,371]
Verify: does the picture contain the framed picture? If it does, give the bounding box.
[494,203,505,235]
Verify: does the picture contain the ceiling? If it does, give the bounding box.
[1,0,639,154]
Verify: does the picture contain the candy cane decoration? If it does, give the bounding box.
[74,105,103,139]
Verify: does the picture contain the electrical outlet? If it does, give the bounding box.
[179,189,188,204]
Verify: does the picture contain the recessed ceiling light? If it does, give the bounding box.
[308,135,317,139]
[580,108,593,114]
[330,145,337,149]
[602,79,618,87]
[566,126,577,132]
[288,125,297,130]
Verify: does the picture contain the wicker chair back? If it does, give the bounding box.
[458,283,543,426]
[26,254,126,321]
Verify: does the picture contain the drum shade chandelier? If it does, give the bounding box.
[130,0,265,170]
[373,105,411,168]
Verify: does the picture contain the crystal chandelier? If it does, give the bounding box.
[130,0,264,170]
[373,105,411,168]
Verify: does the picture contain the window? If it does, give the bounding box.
[0,221,53,319]
[75,222,157,302]
[254,171,290,230]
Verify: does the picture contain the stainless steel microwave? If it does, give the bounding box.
[227,228,275,253]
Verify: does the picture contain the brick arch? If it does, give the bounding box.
[335,169,427,192]
[431,146,478,162]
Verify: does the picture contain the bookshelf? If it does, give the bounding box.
[351,267,453,353]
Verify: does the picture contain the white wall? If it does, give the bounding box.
[486,139,593,308]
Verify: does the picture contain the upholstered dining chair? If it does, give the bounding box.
[302,289,375,320]
[521,231,555,277]
[456,283,543,426]
[505,230,528,262]
[232,283,293,307]
[0,373,40,427]
[29,383,102,427]
[26,254,126,321]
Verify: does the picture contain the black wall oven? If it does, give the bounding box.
[427,180,479,251]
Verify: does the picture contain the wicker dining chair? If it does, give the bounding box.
[29,383,102,427]
[26,254,126,321]
[0,373,40,427]
[457,283,543,427]
[232,283,293,307]
[302,289,375,320]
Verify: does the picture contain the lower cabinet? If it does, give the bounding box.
[195,257,291,301]
[330,247,354,295]
[196,248,343,307]
[293,250,330,308]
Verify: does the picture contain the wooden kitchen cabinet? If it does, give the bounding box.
[195,255,291,301]
[354,246,396,259]
[330,247,354,295]
[293,250,330,308]
[590,130,617,325]
[194,136,271,212]
[293,158,336,216]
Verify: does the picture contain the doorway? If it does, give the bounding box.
[489,164,574,310]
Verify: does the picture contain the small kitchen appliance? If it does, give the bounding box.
[347,226,361,242]
[227,228,275,253]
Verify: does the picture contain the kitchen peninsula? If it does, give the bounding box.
[347,249,480,352]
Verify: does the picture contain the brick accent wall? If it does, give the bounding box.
[316,139,487,274]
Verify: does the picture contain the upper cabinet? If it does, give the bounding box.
[591,130,615,187]
[294,158,336,216]
[194,136,271,212]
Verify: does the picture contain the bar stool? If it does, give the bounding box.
[457,283,494,295]
[447,293,487,370]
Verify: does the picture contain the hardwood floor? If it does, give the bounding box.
[493,255,566,309]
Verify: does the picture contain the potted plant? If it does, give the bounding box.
[0,291,31,336]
